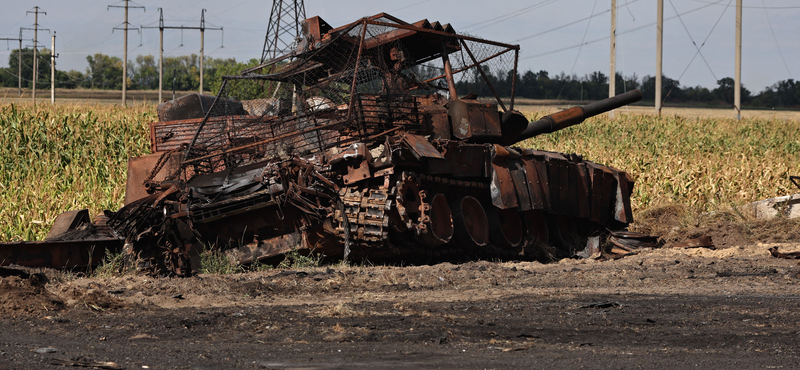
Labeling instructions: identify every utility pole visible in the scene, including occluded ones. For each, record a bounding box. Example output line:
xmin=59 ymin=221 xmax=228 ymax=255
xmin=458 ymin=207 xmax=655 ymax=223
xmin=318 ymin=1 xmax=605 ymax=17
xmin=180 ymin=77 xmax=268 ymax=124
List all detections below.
xmin=109 ymin=0 xmax=144 ymax=106
xmin=200 ymin=9 xmax=205 ymax=94
xmin=51 ymin=31 xmax=56 ymax=104
xmin=734 ymin=0 xmax=742 ymax=120
xmin=18 ymin=30 xmax=22 ymax=97
xmin=608 ymin=0 xmax=616 ymax=119
xmin=27 ymin=6 xmax=47 ymax=104
xmin=0 ymin=32 xmax=27 ymax=97
xmin=142 ymin=9 xmax=221 ymax=99
xmin=656 ymin=0 xmax=663 ymax=117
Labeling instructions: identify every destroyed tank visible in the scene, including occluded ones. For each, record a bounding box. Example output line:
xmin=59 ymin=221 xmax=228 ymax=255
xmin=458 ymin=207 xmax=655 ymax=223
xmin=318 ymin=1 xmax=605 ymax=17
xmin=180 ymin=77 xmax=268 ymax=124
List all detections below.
xmin=0 ymin=13 xmax=642 ymax=276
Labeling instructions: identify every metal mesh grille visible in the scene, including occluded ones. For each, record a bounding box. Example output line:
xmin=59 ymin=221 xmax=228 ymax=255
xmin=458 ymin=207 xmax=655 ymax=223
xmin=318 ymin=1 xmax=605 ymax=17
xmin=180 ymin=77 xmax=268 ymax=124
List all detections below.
xmin=182 ymin=18 xmax=518 ymax=175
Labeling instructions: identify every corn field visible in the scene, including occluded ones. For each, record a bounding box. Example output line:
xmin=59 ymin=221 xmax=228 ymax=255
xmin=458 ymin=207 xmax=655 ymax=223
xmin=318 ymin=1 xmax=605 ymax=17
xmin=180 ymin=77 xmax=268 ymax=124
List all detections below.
xmin=0 ymin=102 xmax=152 ymax=241
xmin=0 ymin=102 xmax=798 ymax=241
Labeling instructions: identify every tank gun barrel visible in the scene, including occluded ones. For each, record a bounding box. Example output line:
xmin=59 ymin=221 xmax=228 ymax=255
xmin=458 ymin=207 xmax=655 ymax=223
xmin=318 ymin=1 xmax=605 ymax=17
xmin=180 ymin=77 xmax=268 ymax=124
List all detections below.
xmin=513 ymin=89 xmax=642 ymax=143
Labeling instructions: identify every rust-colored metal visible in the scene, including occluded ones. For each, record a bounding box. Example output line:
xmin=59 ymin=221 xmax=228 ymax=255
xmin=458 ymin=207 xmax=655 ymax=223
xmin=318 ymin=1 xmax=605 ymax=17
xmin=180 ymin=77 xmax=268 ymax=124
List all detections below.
xmin=487 ymin=207 xmax=523 ymax=248
xmin=4 ymin=12 xmax=645 ymax=274
xmin=769 ymin=246 xmax=800 ymax=259
xmin=511 ymin=49 xmax=518 ymax=110
xmin=347 ymin=20 xmax=369 ymax=119
xmin=671 ymin=236 xmax=714 ymax=249
xmin=451 ymin=196 xmax=489 ymax=248
xmin=415 ymin=193 xmax=453 ymax=246
xmin=0 ymin=239 xmax=122 ymax=269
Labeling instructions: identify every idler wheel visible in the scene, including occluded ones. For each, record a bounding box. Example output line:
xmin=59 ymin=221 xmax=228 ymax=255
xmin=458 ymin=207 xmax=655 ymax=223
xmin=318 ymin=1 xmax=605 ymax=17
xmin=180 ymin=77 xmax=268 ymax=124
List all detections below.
xmin=522 ymin=210 xmax=549 ymax=245
xmin=451 ymin=196 xmax=489 ymax=248
xmin=415 ymin=193 xmax=454 ymax=246
xmin=487 ymin=206 xmax=523 ymax=248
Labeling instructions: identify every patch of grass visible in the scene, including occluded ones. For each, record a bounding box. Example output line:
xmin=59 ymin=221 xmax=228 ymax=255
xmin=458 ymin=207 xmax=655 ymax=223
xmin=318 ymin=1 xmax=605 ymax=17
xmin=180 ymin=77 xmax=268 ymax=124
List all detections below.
xmin=277 ymin=248 xmax=324 ymax=269
xmin=199 ymin=245 xmax=241 ymax=275
xmin=91 ymin=249 xmax=134 ymax=278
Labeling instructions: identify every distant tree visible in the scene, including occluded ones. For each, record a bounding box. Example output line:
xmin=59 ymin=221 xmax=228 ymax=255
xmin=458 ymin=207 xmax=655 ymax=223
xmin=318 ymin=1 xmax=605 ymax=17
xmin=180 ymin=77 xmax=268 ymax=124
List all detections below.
xmin=85 ymin=53 xmax=123 ymax=89
xmin=713 ymin=77 xmax=751 ymax=105
xmin=130 ymin=55 xmax=158 ymax=90
xmin=0 ymin=48 xmax=52 ymax=89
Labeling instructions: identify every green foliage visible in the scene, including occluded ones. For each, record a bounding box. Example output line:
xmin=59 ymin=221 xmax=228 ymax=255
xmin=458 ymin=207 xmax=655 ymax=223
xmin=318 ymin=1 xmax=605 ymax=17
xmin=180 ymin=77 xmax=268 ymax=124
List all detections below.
xmin=277 ymin=249 xmax=324 ymax=269
xmin=0 ymin=102 xmax=153 ymax=241
xmin=92 ymin=249 xmax=133 ymax=278
xmin=199 ymin=245 xmax=241 ymax=275
xmin=0 ymin=48 xmax=54 ymax=89
xmin=85 ymin=53 xmax=123 ymax=89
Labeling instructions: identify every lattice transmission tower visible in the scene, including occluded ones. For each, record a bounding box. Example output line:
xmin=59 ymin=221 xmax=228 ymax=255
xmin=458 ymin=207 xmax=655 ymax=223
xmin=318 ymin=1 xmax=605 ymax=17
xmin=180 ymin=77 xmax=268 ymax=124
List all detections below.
xmin=260 ymin=0 xmax=306 ymax=63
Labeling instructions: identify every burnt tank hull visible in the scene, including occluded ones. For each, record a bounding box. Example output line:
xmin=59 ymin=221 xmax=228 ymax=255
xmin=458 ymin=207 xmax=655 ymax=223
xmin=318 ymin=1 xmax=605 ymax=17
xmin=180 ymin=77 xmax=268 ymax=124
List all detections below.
xmin=4 ymin=13 xmax=642 ymax=275
xmin=115 ymin=90 xmax=639 ymax=274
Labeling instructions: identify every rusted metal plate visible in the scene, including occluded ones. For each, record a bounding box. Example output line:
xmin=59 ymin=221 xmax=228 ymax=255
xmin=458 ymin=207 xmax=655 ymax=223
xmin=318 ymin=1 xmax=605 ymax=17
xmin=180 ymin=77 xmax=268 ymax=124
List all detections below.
xmin=0 ymin=238 xmax=122 ymax=268
xmin=125 ymin=152 xmax=182 ymax=205
xmin=45 ymin=209 xmax=91 ymax=241
xmin=225 ymin=230 xmax=306 ymax=265
xmin=585 ymin=162 xmax=613 ymax=226
xmin=520 ymin=157 xmax=546 ymax=210
xmin=343 ymin=159 xmax=372 ymax=185
xmin=426 ymin=143 xmax=487 ymax=177
xmin=612 ymin=170 xmax=634 ymax=224
xmin=149 ymin=115 xmax=259 ymax=153
xmin=489 ymin=147 xmax=518 ymax=209
xmin=507 ymin=158 xmax=532 ymax=211
xmin=425 ymin=109 xmax=450 ymax=140
xmin=574 ymin=162 xmax=591 ymax=219
xmin=447 ymin=100 xmax=501 ymax=141
xmin=545 ymin=157 xmax=564 ymax=215
xmin=402 ymin=133 xmax=444 ymax=160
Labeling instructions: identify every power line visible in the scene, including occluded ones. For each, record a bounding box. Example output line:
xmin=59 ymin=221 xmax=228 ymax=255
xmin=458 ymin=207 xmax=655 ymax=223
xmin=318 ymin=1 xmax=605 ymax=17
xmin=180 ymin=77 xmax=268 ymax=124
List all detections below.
xmin=514 ymin=9 xmax=611 ymax=43
xmin=462 ymin=0 xmax=560 ymax=33
xmin=661 ymin=0 xmax=731 ymax=106
xmin=668 ymin=0 xmax=718 ymax=82
xmin=557 ymin=0 xmax=599 ymax=100
xmin=760 ymin=0 xmax=793 ymax=79
xmin=519 ymin=0 xmax=724 ymax=61
xmin=692 ymin=0 xmax=800 ymax=9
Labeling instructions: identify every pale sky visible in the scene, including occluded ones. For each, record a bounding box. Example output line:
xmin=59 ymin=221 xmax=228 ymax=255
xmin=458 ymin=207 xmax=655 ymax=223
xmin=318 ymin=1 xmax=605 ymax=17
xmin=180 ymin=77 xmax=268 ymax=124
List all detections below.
xmin=0 ymin=0 xmax=797 ymax=93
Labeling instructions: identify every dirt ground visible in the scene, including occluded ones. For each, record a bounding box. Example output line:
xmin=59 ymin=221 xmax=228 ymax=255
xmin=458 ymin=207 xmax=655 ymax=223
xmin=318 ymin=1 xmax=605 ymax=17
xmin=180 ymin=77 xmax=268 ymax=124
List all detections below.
xmin=2 ymin=231 xmax=800 ymax=370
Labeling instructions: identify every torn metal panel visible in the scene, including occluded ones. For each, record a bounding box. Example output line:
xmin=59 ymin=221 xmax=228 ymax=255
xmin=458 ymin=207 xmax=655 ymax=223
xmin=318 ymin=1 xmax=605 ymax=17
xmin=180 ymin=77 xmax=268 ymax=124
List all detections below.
xmin=585 ymin=162 xmax=613 ymax=226
xmin=0 ymin=239 xmax=122 ymax=268
xmin=769 ymin=246 xmax=800 ymax=259
xmin=45 ymin=209 xmax=91 ymax=241
xmin=125 ymin=151 xmax=183 ymax=205
xmin=402 ymin=133 xmax=445 ymax=160
xmin=226 ymin=230 xmax=307 ymax=265
xmin=489 ymin=146 xmax=518 ymax=209
xmin=612 ymin=169 xmax=634 ymax=224
xmin=507 ymin=158 xmax=532 ymax=211
xmin=520 ymin=156 xmax=546 ymax=211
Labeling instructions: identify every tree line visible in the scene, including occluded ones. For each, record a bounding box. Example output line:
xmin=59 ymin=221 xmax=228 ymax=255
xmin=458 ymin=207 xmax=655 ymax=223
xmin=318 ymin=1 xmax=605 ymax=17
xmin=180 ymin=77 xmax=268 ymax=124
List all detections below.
xmin=456 ymin=66 xmax=799 ymax=109
xmin=0 ymin=49 xmax=259 ymax=94
xmin=0 ymin=49 xmax=798 ymax=108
